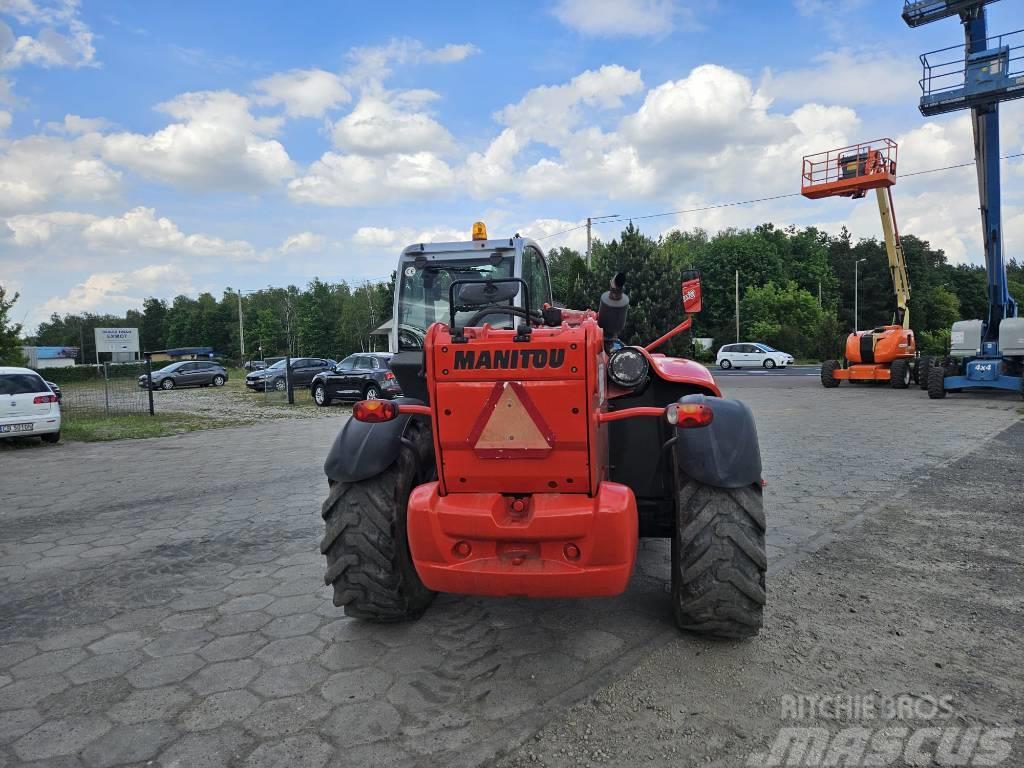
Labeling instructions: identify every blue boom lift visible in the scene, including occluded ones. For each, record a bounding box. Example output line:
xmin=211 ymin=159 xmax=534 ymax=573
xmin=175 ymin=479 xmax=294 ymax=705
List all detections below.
xmin=903 ymin=0 xmax=1024 ymax=399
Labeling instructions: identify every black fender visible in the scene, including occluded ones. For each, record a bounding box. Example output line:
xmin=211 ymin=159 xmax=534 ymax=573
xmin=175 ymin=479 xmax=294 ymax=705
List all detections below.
xmin=673 ymin=394 xmax=762 ymax=489
xmin=323 ymin=397 xmax=427 ymax=484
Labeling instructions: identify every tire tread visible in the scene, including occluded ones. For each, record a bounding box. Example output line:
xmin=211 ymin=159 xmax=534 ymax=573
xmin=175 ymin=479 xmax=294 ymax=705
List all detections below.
xmin=672 ymin=471 xmax=766 ymax=639
xmin=319 ymin=422 xmax=434 ymax=621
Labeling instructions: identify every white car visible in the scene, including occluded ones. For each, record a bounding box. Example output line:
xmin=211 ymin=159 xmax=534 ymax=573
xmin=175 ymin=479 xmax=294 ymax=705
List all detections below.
xmin=716 ymin=343 xmax=795 ymax=369
xmin=0 ymin=366 xmax=61 ymax=443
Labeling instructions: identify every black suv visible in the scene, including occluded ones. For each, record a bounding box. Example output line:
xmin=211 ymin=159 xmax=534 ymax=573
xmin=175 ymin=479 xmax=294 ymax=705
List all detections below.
xmin=310 ymin=353 xmax=401 ymax=406
xmin=244 ymin=357 xmax=336 ymax=392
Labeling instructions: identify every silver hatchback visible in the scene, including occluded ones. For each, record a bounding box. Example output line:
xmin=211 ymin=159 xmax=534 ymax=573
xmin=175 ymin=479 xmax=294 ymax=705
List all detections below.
xmin=138 ymin=361 xmax=228 ymax=390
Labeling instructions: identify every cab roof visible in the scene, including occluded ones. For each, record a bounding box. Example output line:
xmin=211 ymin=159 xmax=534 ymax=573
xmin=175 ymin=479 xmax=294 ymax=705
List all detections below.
xmin=400 ymin=235 xmax=543 ymax=258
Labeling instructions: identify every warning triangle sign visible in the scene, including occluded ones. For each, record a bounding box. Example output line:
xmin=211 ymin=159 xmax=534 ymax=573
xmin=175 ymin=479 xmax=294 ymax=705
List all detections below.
xmin=470 ymin=382 xmax=553 ymax=457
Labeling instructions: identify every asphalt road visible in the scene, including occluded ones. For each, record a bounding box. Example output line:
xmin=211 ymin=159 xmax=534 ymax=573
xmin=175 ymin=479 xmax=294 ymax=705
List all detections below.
xmin=713 ymin=364 xmax=820 ymax=377
xmin=0 ymin=376 xmax=1020 ymax=767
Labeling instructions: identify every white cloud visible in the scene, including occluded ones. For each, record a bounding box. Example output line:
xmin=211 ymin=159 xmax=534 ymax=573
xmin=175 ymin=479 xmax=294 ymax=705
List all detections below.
xmin=624 ymin=65 xmax=791 ymax=155
xmin=421 ymin=43 xmax=479 ymax=64
xmin=1 ymin=1 xmax=80 ymax=26
xmin=45 ymin=113 xmax=109 ymax=134
xmin=279 ymin=231 xmax=325 ymax=253
xmin=497 ymin=64 xmax=643 ymax=145
xmin=519 ymin=218 xmax=591 ymax=253
xmin=0 ymin=108 xmax=9 ymax=131
xmin=4 ymin=206 xmax=259 ymax=261
xmin=0 ymin=134 xmax=121 ymax=211
xmin=289 ymin=150 xmax=454 ymax=206
xmin=344 ymin=39 xmax=479 ymax=91
xmin=39 ymin=264 xmax=196 ymax=318
xmin=254 ymin=68 xmax=351 ymax=118
xmin=83 ymin=207 xmax=257 ymax=260
xmin=350 ymin=224 xmax=467 ymax=249
xmin=101 ymin=90 xmax=294 ymax=190
xmin=0 ymin=1 xmax=95 ymax=70
xmin=331 ymin=94 xmax=453 ymax=155
xmin=759 ymin=49 xmax=919 ymax=106
xmin=3 ymin=209 xmax=95 ymax=244
xmin=552 ymin=0 xmax=682 ymax=37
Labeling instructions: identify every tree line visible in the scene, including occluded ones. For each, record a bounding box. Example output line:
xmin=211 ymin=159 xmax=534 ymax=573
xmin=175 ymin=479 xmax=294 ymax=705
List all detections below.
xmin=4 ymin=222 xmax=1022 ymax=366
xmin=549 ymin=223 xmax=1024 ymax=360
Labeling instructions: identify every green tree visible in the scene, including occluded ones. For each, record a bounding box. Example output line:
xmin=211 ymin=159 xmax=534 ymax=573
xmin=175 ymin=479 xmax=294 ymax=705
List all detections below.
xmin=589 ymin=223 xmax=688 ymax=353
xmin=740 ymin=281 xmax=826 ymax=358
xmin=546 ymin=246 xmax=590 ymax=309
xmin=0 ymin=285 xmax=28 ymax=366
xmin=139 ymin=298 xmax=168 ymax=352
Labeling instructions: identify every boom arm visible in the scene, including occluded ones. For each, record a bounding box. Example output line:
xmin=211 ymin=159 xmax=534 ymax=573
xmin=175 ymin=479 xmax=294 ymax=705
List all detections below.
xmin=875 ymin=187 xmax=911 ymax=328
xmin=964 ymin=11 xmax=1018 ymax=341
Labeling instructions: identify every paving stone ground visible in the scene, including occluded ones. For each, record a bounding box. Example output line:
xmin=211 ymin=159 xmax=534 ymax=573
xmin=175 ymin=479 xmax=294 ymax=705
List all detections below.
xmin=0 ymin=379 xmax=1019 ymax=767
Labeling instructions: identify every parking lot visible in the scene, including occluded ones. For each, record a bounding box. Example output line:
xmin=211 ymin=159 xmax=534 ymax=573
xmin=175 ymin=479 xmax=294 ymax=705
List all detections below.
xmin=1 ymin=377 xmax=1021 ymax=767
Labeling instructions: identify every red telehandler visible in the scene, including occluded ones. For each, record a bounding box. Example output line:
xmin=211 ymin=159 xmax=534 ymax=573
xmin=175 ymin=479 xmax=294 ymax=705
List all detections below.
xmin=319 ymin=223 xmax=768 ymax=638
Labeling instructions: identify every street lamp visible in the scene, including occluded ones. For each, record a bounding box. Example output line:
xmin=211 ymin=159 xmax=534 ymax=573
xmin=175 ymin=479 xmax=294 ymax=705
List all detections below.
xmin=854 ymin=258 xmax=867 ymax=332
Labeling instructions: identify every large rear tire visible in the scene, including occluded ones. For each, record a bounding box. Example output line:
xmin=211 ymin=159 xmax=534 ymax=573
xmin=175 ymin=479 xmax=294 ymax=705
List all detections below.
xmin=890 ymin=358 xmax=911 ymax=389
xmin=319 ymin=420 xmax=435 ymax=621
xmin=917 ymin=356 xmax=933 ymax=390
xmin=671 ymin=469 xmax=766 ymax=639
xmin=927 ymin=365 xmax=947 ymax=399
xmin=821 ymin=360 xmax=841 ymax=388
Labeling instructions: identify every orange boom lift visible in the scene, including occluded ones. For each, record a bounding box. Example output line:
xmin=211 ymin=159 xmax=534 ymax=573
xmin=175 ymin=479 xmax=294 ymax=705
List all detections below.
xmin=801 ymin=139 xmax=918 ymax=388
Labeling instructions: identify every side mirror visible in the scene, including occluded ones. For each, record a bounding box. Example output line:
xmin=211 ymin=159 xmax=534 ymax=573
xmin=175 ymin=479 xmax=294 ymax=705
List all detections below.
xmin=456 ymin=280 xmax=519 ymax=306
xmin=681 ymin=269 xmax=702 ymax=314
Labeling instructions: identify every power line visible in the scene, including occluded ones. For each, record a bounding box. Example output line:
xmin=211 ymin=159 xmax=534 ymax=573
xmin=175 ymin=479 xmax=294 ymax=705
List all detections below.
xmin=535 ymin=151 xmax=1024 ymax=241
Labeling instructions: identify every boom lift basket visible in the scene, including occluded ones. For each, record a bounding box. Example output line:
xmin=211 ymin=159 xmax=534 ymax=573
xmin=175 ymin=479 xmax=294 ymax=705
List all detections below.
xmin=801 ymin=139 xmax=897 ymax=200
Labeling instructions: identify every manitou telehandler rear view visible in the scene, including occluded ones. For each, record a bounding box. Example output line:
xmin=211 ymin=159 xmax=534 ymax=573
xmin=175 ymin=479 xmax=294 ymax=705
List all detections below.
xmin=801 ymin=139 xmax=922 ymax=389
xmin=319 ymin=223 xmax=767 ymax=638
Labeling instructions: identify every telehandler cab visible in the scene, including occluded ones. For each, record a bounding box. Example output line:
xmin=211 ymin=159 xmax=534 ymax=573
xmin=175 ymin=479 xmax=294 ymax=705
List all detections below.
xmin=320 ymin=223 xmax=767 ymax=638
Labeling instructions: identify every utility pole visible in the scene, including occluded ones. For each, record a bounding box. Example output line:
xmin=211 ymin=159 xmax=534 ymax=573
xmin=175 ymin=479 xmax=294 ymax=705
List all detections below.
xmin=818 ymin=281 xmax=822 ymax=307
xmin=236 ymin=291 xmax=245 ymax=360
xmin=735 ymin=269 xmax=740 ymax=342
xmin=585 ymin=214 xmax=621 ymax=268
xmin=586 ymin=217 xmax=591 ymax=268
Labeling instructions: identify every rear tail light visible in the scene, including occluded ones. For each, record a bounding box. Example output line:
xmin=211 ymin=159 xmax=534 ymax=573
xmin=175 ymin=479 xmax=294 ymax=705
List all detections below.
xmin=353 ymin=400 xmax=398 ymax=423
xmin=384 ymin=371 xmax=396 ymax=380
xmin=666 ymin=402 xmax=713 ymax=428
xmin=33 ymin=394 xmax=59 ymax=404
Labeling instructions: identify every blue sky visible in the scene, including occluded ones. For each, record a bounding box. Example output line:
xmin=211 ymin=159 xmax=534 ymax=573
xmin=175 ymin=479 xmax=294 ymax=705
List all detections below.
xmin=2 ymin=0 xmax=1023 ymax=328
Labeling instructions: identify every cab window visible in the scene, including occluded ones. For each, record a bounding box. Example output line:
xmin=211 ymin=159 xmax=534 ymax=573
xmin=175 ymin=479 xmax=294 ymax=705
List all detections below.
xmin=521 ymin=245 xmax=552 ymax=314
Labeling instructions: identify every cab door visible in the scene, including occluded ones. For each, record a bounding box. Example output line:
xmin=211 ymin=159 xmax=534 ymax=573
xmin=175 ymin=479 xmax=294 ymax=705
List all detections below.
xmin=521 ymin=245 xmax=553 ymax=313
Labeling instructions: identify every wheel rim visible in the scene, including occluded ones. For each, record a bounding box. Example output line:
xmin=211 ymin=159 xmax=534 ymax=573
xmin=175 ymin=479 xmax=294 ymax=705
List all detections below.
xmin=721 ymin=360 xmax=731 ymax=369
xmin=765 ymin=360 xmax=775 ymax=369
xmin=903 ymin=367 xmax=911 ymax=386
xmin=162 ymin=379 xmax=173 ymax=390
xmin=366 ymin=388 xmax=380 ymax=400
xmin=214 ymin=376 xmax=224 ymax=386
xmin=315 ymin=387 xmax=325 ymax=405
xmin=274 ymin=379 xmax=285 ymax=391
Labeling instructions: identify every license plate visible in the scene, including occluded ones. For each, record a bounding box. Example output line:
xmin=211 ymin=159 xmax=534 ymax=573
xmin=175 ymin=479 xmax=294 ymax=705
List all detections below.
xmin=0 ymin=423 xmax=34 ymax=433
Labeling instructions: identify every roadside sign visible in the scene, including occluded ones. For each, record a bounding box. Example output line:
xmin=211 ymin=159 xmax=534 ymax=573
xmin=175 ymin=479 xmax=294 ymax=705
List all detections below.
xmin=94 ymin=328 xmax=140 ymax=355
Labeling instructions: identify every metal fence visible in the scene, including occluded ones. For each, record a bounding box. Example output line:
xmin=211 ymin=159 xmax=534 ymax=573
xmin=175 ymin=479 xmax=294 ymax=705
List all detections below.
xmin=58 ymin=362 xmax=154 ymax=417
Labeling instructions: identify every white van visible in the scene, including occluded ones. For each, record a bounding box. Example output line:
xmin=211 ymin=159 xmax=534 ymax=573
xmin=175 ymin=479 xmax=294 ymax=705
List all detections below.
xmin=0 ymin=367 xmax=61 ymax=443
xmin=716 ymin=343 xmax=795 ymax=369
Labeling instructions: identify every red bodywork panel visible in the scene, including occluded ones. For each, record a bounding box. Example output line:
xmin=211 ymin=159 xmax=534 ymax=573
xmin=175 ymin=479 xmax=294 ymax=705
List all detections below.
xmin=407 ymin=481 xmax=638 ymax=598
xmin=407 ymin=317 xmax=716 ymax=598
xmin=425 ymin=321 xmax=604 ymax=496
xmin=645 ymin=352 xmax=721 ymax=397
